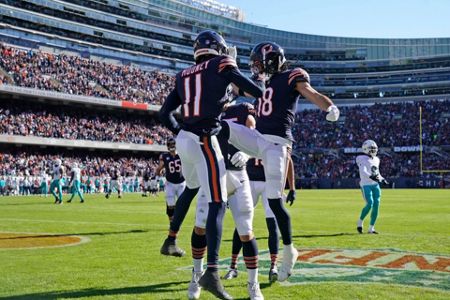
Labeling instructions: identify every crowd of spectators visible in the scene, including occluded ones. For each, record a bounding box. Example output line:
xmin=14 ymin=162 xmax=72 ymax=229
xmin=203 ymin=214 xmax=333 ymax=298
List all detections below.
xmin=0 ymin=44 xmax=175 ymax=105
xmin=293 ymin=100 xmax=449 ymax=149
xmin=0 ymin=99 xmax=171 ymax=145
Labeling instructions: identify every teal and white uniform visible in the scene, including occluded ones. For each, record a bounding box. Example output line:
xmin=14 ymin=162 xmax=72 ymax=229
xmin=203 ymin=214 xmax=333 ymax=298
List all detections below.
xmin=356 ymin=154 xmax=381 ymax=228
xmin=40 ymin=171 xmax=48 ymax=196
xmin=68 ymin=167 xmax=84 ymax=202
xmin=50 ymin=164 xmax=64 ymax=202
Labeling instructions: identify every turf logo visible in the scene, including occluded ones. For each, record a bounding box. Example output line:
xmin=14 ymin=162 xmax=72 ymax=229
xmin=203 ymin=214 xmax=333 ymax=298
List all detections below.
xmin=220 ymin=248 xmax=450 ymax=290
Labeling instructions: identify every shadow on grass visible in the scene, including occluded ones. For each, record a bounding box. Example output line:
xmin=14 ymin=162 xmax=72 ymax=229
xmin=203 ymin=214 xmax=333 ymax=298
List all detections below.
xmin=0 ymin=229 xmax=148 ymax=240
xmin=224 ymin=232 xmax=356 ymax=243
xmin=0 ymin=281 xmax=190 ymax=299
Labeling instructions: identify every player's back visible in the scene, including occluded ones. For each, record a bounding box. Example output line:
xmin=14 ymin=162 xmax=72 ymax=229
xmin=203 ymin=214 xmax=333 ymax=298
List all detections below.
xmin=175 ymin=55 xmax=236 ymax=135
xmin=256 ymin=68 xmax=310 ymax=142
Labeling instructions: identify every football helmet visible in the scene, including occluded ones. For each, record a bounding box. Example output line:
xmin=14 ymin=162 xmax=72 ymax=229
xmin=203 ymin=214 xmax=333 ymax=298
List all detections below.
xmin=362 ymin=140 xmax=378 ymax=157
xmin=54 ymin=158 xmax=62 ymax=167
xmin=193 ymin=30 xmax=228 ymax=61
xmin=250 ymin=42 xmax=286 ymax=75
xmin=72 ymin=162 xmax=78 ymax=169
xmin=167 ymin=137 xmax=176 ymax=152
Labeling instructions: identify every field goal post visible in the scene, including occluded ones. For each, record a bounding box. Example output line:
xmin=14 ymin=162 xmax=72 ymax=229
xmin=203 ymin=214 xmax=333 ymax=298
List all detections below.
xmin=419 ymin=105 xmax=450 ymax=174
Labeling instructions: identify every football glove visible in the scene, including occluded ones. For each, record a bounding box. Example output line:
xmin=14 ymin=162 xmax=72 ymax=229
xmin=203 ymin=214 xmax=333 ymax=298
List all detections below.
xmin=230 ymin=151 xmax=249 ymax=168
xmin=286 ymin=190 xmax=296 ymax=206
xmin=227 ymin=46 xmax=237 ymax=60
xmin=326 ymin=105 xmax=340 ymax=122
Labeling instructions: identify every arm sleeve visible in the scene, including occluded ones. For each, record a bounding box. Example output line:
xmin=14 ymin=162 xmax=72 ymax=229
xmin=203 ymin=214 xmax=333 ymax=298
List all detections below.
xmin=288 ymin=68 xmax=310 ymax=91
xmin=159 ymin=89 xmax=182 ymax=135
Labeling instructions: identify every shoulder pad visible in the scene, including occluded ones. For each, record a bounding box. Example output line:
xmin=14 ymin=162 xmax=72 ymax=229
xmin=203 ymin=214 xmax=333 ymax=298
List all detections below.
xmin=288 ymin=68 xmax=310 ymax=85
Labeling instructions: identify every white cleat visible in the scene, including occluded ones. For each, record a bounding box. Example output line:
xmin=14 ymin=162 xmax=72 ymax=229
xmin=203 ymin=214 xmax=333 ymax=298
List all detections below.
xmin=188 ymin=270 xmax=203 ymax=300
xmin=247 ymin=281 xmax=264 ymax=300
xmin=278 ymin=245 xmax=298 ymax=282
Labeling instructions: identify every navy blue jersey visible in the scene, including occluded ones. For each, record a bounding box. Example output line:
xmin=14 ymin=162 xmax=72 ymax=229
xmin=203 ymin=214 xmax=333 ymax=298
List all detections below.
xmin=247 ymin=158 xmax=265 ymax=182
xmin=160 ymin=153 xmax=185 ymax=184
xmin=255 ymin=68 xmax=310 ymax=141
xmin=175 ymin=56 xmax=237 ymax=135
xmin=219 ymin=103 xmax=255 ymax=171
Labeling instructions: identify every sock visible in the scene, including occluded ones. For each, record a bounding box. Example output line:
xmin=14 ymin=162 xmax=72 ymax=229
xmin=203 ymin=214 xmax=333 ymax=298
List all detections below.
xmin=358 ymin=219 xmax=363 ymax=227
xmin=266 ymin=218 xmax=279 ymax=268
xmin=268 ymin=198 xmax=292 ymax=245
xmin=169 ymin=187 xmax=199 ymax=235
xmin=242 ymin=238 xmax=258 ymax=283
xmin=369 ymin=225 xmax=375 ymax=232
xmin=230 ymin=228 xmax=242 ymax=269
xmin=191 ymin=230 xmax=206 ymax=273
xmin=206 ymin=202 xmax=226 ymax=271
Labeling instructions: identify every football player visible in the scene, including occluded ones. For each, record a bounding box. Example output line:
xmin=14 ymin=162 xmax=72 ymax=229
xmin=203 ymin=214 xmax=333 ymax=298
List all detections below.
xmin=156 ymin=138 xmax=186 ymax=222
xmin=105 ymin=167 xmax=122 ymax=199
xmin=221 ymin=41 xmax=340 ymax=281
xmin=49 ymin=158 xmax=64 ymax=204
xmin=223 ymin=155 xmax=296 ymax=283
xmin=67 ymin=162 xmax=85 ymax=203
xmin=356 ymin=140 xmax=388 ymax=234
xmin=142 ymin=167 xmax=152 ymax=197
xmin=159 ymin=30 xmax=263 ymax=300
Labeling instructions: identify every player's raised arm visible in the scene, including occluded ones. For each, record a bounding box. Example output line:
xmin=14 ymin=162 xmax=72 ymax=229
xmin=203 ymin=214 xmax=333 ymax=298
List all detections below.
xmin=156 ymin=154 xmax=165 ymax=176
xmin=219 ymin=57 xmax=264 ymax=99
xmin=159 ymin=89 xmax=182 ymax=134
xmin=295 ymin=80 xmax=340 ymax=122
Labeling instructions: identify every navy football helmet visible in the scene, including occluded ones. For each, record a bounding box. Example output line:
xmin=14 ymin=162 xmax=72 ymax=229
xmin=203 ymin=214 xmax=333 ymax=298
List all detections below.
xmin=193 ymin=30 xmax=228 ymax=61
xmin=250 ymin=42 xmax=286 ymax=75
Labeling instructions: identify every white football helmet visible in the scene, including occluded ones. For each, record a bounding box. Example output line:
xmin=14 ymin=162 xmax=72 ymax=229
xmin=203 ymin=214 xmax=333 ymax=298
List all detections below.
xmin=72 ymin=162 xmax=78 ymax=169
xmin=54 ymin=158 xmax=62 ymax=167
xmin=362 ymin=140 xmax=378 ymax=157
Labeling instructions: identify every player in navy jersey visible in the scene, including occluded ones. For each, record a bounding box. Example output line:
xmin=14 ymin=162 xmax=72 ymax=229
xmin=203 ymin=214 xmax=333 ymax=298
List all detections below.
xmin=156 ymin=138 xmax=186 ymax=223
xmin=105 ymin=167 xmax=122 ymax=199
xmin=159 ymin=30 xmax=263 ymax=300
xmin=221 ymin=41 xmax=340 ymax=282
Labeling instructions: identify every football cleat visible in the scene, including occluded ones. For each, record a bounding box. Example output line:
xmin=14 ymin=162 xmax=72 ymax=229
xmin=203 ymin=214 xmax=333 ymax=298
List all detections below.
xmin=247 ymin=281 xmax=264 ymax=300
xmin=199 ymin=269 xmax=233 ymax=300
xmin=105 ymin=194 xmax=109 ymax=199
xmin=66 ymin=199 xmax=72 ymax=203
xmin=368 ymin=230 xmax=379 ymax=234
xmin=357 ymin=227 xmax=363 ymax=234
xmin=278 ymin=245 xmax=298 ymax=282
xmin=80 ymin=200 xmax=84 ymax=203
xmin=160 ymin=238 xmax=185 ymax=257
xmin=268 ymin=266 xmax=278 ymax=283
xmin=222 ymin=268 xmax=238 ymax=280
xmin=188 ymin=270 xmax=203 ymax=300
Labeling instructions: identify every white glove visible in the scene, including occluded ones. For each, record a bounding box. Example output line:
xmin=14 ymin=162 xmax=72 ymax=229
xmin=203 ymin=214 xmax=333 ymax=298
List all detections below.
xmin=227 ymin=46 xmax=237 ymax=60
xmin=230 ymin=151 xmax=249 ymax=168
xmin=326 ymin=105 xmax=340 ymax=122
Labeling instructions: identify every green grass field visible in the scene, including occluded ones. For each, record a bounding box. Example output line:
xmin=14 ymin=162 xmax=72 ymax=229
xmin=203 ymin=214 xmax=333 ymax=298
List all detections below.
xmin=0 ymin=189 xmax=449 ymax=300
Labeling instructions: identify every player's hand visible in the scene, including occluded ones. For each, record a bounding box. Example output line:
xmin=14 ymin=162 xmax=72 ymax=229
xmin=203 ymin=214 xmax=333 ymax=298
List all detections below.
xmin=326 ymin=105 xmax=340 ymax=122
xmin=227 ymin=46 xmax=237 ymax=60
xmin=230 ymin=151 xmax=249 ymax=168
xmin=286 ymin=190 xmax=296 ymax=206
xmin=381 ymin=178 xmax=389 ymax=185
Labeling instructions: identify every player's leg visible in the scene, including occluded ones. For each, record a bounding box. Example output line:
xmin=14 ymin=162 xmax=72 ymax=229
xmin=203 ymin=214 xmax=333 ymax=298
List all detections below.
xmin=165 ymin=182 xmax=177 ymax=222
xmin=49 ymin=180 xmax=59 ymax=203
xmin=261 ymin=188 xmax=280 ymax=282
xmin=76 ymin=180 xmax=85 ymax=202
xmin=117 ymin=181 xmax=122 ymax=198
xmin=196 ymin=135 xmax=231 ymax=300
xmin=188 ymin=190 xmax=208 ymax=300
xmin=358 ymin=185 xmax=374 ymax=233
xmin=261 ymin=141 xmax=296 ymax=282
xmin=161 ymin=132 xmax=201 ymax=256
xmin=223 ymin=228 xmax=241 ymax=280
xmin=368 ymin=184 xmax=381 ymax=234
xmin=57 ymin=180 xmax=63 ymax=204
xmin=227 ymin=172 xmax=263 ymax=299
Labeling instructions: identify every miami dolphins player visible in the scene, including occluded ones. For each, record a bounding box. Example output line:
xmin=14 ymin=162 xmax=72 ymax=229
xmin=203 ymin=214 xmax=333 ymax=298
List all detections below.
xmin=67 ymin=163 xmax=85 ymax=203
xmin=356 ymin=140 xmax=389 ymax=234
xmin=49 ymin=158 xmax=64 ymax=204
